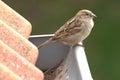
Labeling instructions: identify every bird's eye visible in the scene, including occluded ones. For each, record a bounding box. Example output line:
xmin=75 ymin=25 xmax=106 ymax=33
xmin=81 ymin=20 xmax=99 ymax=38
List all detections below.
xmin=86 ymin=13 xmax=89 ymax=16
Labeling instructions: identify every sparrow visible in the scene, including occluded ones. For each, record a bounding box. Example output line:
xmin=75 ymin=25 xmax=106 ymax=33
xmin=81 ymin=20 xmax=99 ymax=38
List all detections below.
xmin=38 ymin=9 xmax=96 ymax=48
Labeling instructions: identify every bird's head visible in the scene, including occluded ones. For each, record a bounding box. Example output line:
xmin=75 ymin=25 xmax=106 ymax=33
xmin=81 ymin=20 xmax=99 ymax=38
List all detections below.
xmin=76 ymin=9 xmax=96 ymax=20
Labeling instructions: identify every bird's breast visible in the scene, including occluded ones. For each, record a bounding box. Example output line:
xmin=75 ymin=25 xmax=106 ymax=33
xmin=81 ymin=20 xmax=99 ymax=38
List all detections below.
xmin=90 ymin=19 xmax=94 ymax=28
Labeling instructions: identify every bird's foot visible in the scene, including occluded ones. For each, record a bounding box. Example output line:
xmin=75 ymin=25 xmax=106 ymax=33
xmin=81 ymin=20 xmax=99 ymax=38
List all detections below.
xmin=73 ymin=44 xmax=85 ymax=49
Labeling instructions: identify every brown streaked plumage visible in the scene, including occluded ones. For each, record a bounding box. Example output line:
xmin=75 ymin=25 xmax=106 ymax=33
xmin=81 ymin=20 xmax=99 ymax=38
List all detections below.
xmin=38 ymin=9 xmax=96 ymax=48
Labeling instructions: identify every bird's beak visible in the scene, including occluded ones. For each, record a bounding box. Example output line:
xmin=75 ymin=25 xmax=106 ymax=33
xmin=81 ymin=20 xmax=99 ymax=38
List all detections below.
xmin=92 ymin=13 xmax=97 ymax=18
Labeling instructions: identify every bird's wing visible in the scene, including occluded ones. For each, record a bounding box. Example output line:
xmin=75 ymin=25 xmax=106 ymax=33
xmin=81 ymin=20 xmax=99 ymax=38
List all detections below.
xmin=52 ymin=17 xmax=83 ymax=40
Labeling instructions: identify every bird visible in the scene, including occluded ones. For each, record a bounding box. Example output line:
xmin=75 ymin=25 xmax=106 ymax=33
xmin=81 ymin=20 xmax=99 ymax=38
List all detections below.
xmin=38 ymin=9 xmax=96 ymax=48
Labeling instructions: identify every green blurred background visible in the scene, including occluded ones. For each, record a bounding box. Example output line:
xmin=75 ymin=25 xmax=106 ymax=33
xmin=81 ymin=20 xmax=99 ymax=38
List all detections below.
xmin=3 ymin=0 xmax=120 ymax=80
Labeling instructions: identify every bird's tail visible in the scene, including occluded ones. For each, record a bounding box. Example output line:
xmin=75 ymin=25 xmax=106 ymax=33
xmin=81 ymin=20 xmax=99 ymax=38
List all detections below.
xmin=38 ymin=38 xmax=54 ymax=49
